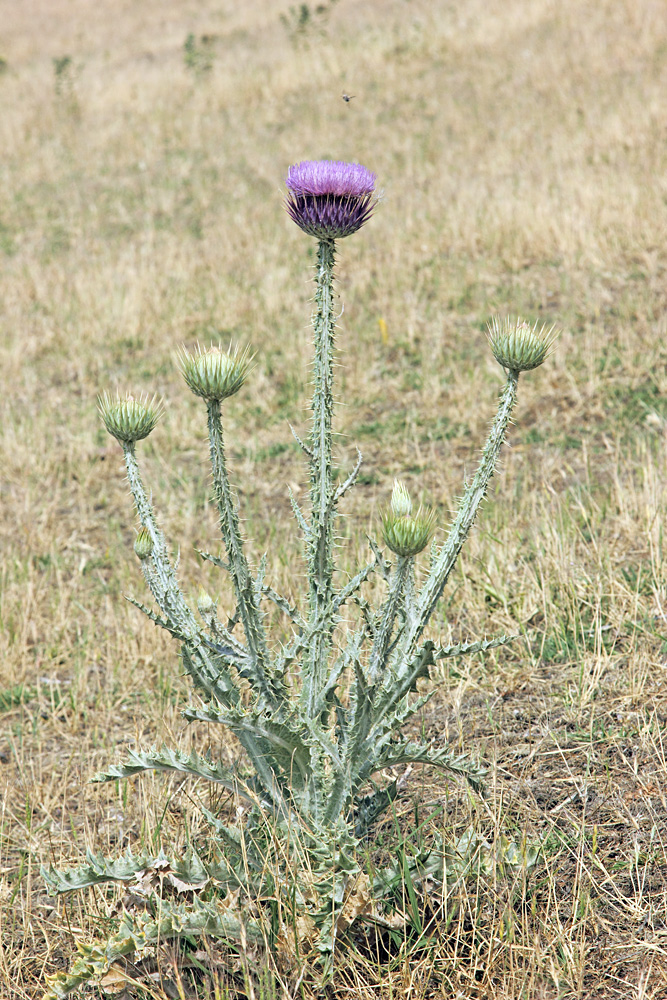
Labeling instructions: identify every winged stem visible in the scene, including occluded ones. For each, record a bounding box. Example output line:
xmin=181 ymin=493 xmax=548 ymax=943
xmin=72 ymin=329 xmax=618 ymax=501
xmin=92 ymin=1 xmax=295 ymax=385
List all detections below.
xmin=206 ymin=398 xmax=279 ymax=708
xmin=305 ymin=236 xmax=338 ymax=714
xmin=409 ymin=370 xmax=520 ymax=652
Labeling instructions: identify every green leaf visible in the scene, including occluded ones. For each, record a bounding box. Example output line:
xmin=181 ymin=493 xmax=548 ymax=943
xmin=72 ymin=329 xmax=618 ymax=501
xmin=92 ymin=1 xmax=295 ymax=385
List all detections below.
xmin=181 ymin=644 xmax=241 ymax=706
xmin=198 ymin=806 xmax=264 ymax=875
xmin=41 ymin=843 xmax=253 ymax=898
xmin=91 ymin=746 xmax=250 ymax=797
xmin=369 ymin=740 xmax=486 ymax=794
xmin=182 ymin=703 xmax=314 ymax=788
xmin=433 ymin=633 xmax=517 ymax=661
xmin=311 ymin=628 xmax=364 ymax=726
xmin=43 ymin=895 xmax=263 ymax=999
xmin=371 ymin=640 xmax=437 ymax=733
xmin=42 ymin=847 xmax=169 ymax=894
xmin=353 ymin=780 xmax=399 ymax=836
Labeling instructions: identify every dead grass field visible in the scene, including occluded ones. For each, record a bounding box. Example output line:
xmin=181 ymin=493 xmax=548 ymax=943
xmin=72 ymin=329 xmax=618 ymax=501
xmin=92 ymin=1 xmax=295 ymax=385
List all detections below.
xmin=2 ymin=0 xmax=667 ymax=996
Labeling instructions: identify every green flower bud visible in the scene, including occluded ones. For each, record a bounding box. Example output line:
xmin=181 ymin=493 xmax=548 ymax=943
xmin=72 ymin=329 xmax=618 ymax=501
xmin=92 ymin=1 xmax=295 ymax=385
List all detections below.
xmin=486 ymin=317 xmax=557 ymax=373
xmin=98 ymin=391 xmax=163 ymax=444
xmin=134 ymin=526 xmax=154 ymax=560
xmin=197 ymin=587 xmax=216 ymax=616
xmin=390 ymin=479 xmax=413 ymax=518
xmin=176 ymin=344 xmax=254 ymax=402
xmin=382 ymin=504 xmax=436 ymax=558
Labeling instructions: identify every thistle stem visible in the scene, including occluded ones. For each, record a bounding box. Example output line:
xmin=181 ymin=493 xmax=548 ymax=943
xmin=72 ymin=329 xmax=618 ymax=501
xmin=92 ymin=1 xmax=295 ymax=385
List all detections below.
xmin=305 ymin=236 xmax=337 ymax=712
xmin=409 ymin=370 xmax=520 ymax=651
xmin=122 ymin=443 xmax=232 ymax=701
xmin=123 ymin=443 xmax=196 ymax=636
xmin=125 ymin=437 xmax=284 ymax=810
xmin=206 ymin=399 xmax=276 ymax=706
xmin=367 ymin=556 xmax=410 ymax=685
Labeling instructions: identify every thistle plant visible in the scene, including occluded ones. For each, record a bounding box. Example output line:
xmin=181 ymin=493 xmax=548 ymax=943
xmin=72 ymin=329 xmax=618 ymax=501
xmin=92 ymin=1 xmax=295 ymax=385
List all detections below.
xmin=43 ymin=160 xmax=555 ymax=998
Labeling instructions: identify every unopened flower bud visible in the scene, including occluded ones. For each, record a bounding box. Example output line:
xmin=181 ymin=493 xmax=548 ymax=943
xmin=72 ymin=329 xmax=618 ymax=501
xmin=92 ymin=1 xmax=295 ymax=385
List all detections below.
xmin=390 ymin=479 xmax=412 ymax=518
xmin=134 ymin=526 xmax=153 ymax=560
xmin=176 ymin=344 xmax=254 ymax=402
xmin=382 ymin=503 xmax=436 ymax=559
xmin=98 ymin=391 xmax=163 ymax=444
xmin=486 ymin=317 xmax=557 ymax=373
xmin=197 ymin=587 xmax=216 ymax=616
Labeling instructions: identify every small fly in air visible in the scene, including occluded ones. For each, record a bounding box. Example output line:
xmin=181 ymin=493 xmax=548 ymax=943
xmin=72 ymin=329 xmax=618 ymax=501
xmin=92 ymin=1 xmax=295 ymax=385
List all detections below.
xmin=342 ymin=93 xmax=355 ymax=102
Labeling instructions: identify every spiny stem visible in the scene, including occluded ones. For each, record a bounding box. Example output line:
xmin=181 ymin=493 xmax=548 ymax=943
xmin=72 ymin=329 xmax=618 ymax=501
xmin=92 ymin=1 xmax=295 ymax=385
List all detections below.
xmin=367 ymin=556 xmax=410 ymax=685
xmin=410 ymin=370 xmax=520 ymax=651
xmin=206 ymin=399 xmax=277 ymax=706
xmin=122 ymin=442 xmax=196 ymax=637
xmin=122 ymin=443 xmax=234 ymax=702
xmin=305 ymin=236 xmax=337 ymax=713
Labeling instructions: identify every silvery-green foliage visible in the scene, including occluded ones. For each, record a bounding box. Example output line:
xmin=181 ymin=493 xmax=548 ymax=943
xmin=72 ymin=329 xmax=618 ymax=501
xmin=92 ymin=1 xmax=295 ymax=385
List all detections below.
xmin=43 ymin=161 xmax=555 ymax=999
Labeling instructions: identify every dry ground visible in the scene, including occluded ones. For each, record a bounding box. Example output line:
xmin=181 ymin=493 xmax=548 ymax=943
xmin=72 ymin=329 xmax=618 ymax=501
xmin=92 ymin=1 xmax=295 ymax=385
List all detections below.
xmin=2 ymin=0 xmax=667 ymax=996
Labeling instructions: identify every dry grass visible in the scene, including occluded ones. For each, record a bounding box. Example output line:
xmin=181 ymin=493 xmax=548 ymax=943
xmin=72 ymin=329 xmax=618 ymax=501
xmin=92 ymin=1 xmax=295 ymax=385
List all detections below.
xmin=2 ymin=0 xmax=667 ymax=995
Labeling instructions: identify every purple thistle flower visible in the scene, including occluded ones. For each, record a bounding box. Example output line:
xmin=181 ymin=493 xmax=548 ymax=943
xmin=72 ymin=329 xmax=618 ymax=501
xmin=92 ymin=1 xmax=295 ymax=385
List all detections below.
xmin=285 ymin=159 xmax=377 ymax=239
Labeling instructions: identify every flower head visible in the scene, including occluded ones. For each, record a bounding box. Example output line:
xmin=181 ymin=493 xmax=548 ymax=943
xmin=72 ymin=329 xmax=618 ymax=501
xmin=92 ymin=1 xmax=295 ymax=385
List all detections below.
xmin=382 ymin=481 xmax=436 ymax=558
xmin=98 ymin=391 xmax=163 ymax=445
xmin=285 ymin=159 xmax=377 ymax=239
xmin=197 ymin=587 xmax=216 ymax=616
xmin=487 ymin=317 xmax=558 ymax=373
xmin=134 ymin=526 xmax=154 ymax=560
xmin=176 ymin=344 xmax=254 ymax=402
